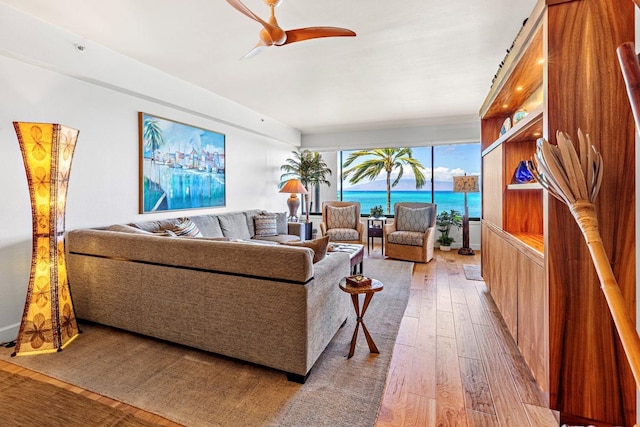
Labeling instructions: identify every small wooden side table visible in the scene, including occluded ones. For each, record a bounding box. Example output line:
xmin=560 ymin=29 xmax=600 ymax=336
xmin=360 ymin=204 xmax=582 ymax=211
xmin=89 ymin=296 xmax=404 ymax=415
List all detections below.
xmin=367 ymin=217 xmax=386 ymax=254
xmin=339 ymin=277 xmax=384 ymax=359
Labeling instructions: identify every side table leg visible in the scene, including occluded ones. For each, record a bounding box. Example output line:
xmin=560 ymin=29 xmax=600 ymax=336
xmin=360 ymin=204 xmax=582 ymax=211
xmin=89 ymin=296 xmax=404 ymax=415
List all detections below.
xmin=360 ymin=292 xmax=379 ymax=354
xmin=348 ymin=294 xmax=361 ymax=359
xmin=360 ymin=322 xmax=379 ymax=354
xmin=347 ymin=292 xmax=380 ymax=358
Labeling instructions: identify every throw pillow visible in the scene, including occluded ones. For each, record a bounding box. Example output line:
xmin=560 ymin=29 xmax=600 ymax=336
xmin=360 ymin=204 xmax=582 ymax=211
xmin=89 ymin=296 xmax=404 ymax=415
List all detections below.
xmin=254 ymin=214 xmax=278 ymax=237
xmin=262 ymin=211 xmax=288 ymax=235
xmin=170 ymin=218 xmax=203 ymax=237
xmin=326 ymin=205 xmax=356 ymax=229
xmin=285 ymin=235 xmax=330 ymax=263
xmin=396 ymin=206 xmax=432 ymax=233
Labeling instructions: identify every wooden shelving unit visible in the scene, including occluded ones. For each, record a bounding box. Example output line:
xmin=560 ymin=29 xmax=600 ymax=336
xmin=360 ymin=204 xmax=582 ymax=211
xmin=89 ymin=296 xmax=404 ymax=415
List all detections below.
xmin=479 ymin=1 xmax=635 ymax=425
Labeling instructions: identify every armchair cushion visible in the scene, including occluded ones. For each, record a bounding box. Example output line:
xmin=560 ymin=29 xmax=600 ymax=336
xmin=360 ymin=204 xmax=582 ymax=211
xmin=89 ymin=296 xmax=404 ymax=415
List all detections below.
xmin=327 ymin=228 xmax=360 ymax=242
xmin=387 ymin=231 xmax=424 ymax=247
xmin=326 ymin=205 xmax=357 ymax=229
xmin=396 ymin=206 xmax=434 ymax=233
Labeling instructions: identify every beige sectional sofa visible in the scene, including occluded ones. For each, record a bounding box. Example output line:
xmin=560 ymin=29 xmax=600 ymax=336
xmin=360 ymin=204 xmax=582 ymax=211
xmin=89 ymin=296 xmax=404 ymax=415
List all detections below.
xmin=66 ymin=210 xmax=351 ymax=383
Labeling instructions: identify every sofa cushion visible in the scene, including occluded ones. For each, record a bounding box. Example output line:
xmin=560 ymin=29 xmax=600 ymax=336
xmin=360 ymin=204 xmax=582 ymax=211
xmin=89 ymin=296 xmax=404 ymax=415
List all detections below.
xmin=129 ymin=218 xmax=182 ymax=233
xmin=217 ymin=212 xmax=252 ymax=240
xmin=254 ymin=214 xmax=278 ymax=237
xmin=253 ymin=234 xmax=299 ymax=244
xmin=285 ymin=236 xmax=330 ymax=263
xmin=326 ymin=205 xmax=356 ymax=229
xmin=107 ymin=224 xmax=153 ymax=234
xmin=396 ymin=206 xmax=433 ymax=233
xmin=189 ymin=215 xmax=224 ymax=238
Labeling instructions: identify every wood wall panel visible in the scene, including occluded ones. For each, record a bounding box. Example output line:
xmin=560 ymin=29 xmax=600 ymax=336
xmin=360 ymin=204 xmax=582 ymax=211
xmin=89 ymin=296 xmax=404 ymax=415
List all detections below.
xmin=480 ymin=0 xmax=635 ymax=423
xmin=545 ymin=0 xmax=635 ymax=424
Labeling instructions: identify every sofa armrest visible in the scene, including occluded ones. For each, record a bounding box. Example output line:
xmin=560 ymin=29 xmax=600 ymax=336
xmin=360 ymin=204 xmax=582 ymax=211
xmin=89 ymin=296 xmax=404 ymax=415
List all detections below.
xmin=319 ymin=222 xmax=327 ymax=236
xmin=287 ymin=222 xmax=305 ymax=240
xmin=383 ymin=222 xmax=396 ymax=236
xmin=423 ymin=226 xmax=436 ymax=246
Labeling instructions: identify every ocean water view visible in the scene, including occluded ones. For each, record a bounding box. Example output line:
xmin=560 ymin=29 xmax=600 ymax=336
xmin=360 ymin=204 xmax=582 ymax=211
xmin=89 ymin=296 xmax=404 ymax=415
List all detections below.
xmin=341 ymin=191 xmax=481 ymax=218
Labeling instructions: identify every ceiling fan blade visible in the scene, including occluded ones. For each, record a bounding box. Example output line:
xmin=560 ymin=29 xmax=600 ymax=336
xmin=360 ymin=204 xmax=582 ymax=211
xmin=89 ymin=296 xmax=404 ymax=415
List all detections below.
xmin=226 ymin=0 xmax=286 ymax=45
xmin=226 ymin=0 xmax=269 ymax=27
xmin=283 ymin=27 xmax=356 ymax=45
xmin=241 ymin=42 xmax=267 ymax=60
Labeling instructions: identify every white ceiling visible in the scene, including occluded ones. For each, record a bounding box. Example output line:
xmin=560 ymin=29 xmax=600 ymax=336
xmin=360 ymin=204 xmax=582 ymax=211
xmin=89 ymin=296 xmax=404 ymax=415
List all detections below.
xmin=1 ymin=0 xmax=536 ymax=134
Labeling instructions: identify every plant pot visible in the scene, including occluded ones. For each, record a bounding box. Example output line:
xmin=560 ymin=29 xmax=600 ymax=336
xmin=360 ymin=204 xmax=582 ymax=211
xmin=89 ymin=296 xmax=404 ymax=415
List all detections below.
xmin=439 ymin=245 xmax=451 ymax=252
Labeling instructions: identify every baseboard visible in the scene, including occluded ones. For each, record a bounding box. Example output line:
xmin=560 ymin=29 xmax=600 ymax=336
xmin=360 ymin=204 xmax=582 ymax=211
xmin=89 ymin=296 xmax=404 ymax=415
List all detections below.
xmin=0 ymin=322 xmax=19 ymax=345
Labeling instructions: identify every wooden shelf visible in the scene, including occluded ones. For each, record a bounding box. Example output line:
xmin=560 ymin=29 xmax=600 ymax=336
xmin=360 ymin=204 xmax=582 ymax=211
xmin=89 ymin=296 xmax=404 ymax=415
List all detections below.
xmin=480 ymin=2 xmax=545 ymax=119
xmin=506 ymin=182 xmax=542 ymax=190
xmin=509 ymin=232 xmax=544 ymax=255
xmin=482 ymin=105 xmax=543 ymax=156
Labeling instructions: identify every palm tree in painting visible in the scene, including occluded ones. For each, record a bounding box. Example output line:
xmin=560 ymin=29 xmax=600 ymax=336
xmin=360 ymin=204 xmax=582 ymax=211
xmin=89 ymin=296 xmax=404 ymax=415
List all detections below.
xmin=342 ymin=148 xmax=427 ymax=215
xmin=143 ymin=116 xmax=166 ymax=167
xmin=280 ymin=150 xmax=332 ymax=222
xmin=142 ymin=116 xmax=168 ymax=211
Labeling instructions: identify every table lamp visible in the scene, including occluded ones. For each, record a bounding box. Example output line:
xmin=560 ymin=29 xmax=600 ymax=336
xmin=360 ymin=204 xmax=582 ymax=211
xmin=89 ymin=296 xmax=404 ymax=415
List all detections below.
xmin=453 ymin=174 xmax=479 ymax=255
xmin=279 ymin=179 xmax=308 ymax=221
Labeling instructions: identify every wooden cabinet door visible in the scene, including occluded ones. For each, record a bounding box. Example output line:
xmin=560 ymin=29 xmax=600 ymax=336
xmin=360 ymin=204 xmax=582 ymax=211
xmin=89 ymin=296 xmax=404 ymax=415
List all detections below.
xmin=484 ymin=227 xmax=518 ymax=338
xmin=517 ymin=254 xmax=548 ymax=396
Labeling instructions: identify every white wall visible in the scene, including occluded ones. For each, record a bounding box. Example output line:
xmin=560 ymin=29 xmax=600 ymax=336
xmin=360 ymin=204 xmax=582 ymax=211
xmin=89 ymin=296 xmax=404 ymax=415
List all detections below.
xmin=0 ymin=5 xmax=301 ymax=343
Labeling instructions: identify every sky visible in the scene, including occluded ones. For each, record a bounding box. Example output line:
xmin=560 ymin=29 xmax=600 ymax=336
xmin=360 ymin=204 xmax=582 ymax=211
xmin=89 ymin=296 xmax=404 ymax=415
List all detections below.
xmin=341 ymin=143 xmax=481 ymax=189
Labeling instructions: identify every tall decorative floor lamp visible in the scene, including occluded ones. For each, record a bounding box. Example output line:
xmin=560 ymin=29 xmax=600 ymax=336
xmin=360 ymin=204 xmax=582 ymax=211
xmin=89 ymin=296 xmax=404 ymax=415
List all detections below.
xmin=12 ymin=122 xmax=81 ymax=356
xmin=279 ymin=179 xmax=308 ymax=222
xmin=453 ymin=174 xmax=479 ymax=256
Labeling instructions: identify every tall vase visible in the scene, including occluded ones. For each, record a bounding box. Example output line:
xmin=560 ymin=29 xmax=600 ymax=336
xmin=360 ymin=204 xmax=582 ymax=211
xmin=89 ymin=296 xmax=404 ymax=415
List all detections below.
xmin=12 ymin=122 xmax=81 ymax=356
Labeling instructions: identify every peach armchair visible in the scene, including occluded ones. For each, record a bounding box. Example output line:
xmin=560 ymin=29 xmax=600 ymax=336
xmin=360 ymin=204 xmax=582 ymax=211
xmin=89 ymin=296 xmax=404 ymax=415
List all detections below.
xmin=319 ymin=201 xmax=363 ymax=244
xmin=384 ymin=202 xmax=437 ymax=263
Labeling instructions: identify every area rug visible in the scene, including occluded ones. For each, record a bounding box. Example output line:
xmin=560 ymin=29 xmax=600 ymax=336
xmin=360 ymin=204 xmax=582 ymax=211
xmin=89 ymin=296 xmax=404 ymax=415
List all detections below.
xmin=0 ymin=258 xmax=412 ymax=427
xmin=463 ymin=264 xmax=483 ymax=281
xmin=0 ymin=369 xmax=157 ymax=427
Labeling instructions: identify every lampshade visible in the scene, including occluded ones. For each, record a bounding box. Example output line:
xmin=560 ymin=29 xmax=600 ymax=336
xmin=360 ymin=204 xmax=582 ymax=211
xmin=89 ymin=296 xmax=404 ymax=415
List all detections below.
xmin=12 ymin=122 xmax=81 ymax=356
xmin=279 ymin=179 xmax=308 ymax=195
xmin=453 ymin=175 xmax=479 ymax=193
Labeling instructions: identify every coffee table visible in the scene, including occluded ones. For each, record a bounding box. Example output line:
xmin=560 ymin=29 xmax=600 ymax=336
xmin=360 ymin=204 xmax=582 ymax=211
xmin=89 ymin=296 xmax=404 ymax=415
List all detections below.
xmin=328 ymin=243 xmax=364 ymax=274
xmin=339 ymin=277 xmax=384 ymax=359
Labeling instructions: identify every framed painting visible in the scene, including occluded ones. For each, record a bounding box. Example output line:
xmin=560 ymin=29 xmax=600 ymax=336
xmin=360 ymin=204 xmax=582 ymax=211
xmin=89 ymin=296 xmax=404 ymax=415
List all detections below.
xmin=139 ymin=112 xmax=226 ymax=213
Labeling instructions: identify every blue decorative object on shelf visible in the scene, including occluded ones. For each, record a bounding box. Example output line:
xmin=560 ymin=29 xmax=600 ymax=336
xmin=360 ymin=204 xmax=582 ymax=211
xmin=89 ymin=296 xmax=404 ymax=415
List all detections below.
xmin=500 ymin=117 xmax=512 ymax=135
xmin=512 ymin=108 xmax=528 ymax=125
xmin=513 ymin=160 xmax=535 ymax=183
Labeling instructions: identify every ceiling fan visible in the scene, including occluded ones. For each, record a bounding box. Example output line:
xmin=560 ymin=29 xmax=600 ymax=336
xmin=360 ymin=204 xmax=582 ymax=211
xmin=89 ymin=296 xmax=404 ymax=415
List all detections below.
xmin=226 ymin=0 xmax=356 ymax=58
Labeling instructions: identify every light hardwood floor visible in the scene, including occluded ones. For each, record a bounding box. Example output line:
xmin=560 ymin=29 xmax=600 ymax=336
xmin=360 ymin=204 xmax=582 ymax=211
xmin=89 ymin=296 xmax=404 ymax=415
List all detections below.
xmin=374 ymin=248 xmax=558 ymax=427
xmin=0 ymin=247 xmax=557 ymax=426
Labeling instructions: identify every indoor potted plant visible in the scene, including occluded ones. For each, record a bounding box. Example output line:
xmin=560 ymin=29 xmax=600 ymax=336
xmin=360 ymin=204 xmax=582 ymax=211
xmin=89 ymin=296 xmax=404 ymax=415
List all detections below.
xmin=436 ymin=209 xmax=462 ymax=251
xmin=280 ymin=150 xmax=332 ymax=222
xmin=370 ymin=205 xmax=384 ymax=218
